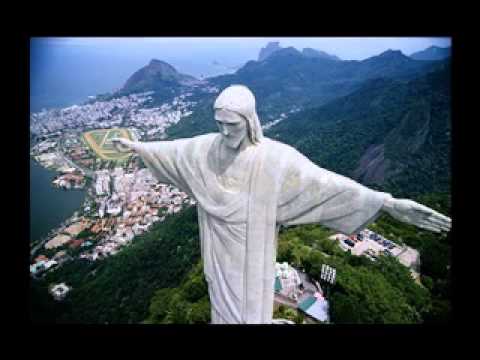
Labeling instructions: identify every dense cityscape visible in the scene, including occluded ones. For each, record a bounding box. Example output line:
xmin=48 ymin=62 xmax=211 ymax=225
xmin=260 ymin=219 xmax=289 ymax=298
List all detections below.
xmin=29 ymin=91 xmax=200 ymax=282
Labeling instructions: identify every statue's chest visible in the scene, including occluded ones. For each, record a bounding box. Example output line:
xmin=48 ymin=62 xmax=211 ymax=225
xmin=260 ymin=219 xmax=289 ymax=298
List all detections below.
xmin=217 ymin=166 xmax=247 ymax=191
xmin=214 ymin=151 xmax=254 ymax=193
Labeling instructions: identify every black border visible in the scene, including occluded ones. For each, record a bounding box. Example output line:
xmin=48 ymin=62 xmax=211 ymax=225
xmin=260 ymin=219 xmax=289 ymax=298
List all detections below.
xmin=11 ymin=13 xmax=471 ymax=347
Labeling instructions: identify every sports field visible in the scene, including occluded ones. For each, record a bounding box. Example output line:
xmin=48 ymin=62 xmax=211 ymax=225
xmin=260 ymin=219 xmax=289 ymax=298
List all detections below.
xmin=82 ymin=128 xmax=134 ymax=161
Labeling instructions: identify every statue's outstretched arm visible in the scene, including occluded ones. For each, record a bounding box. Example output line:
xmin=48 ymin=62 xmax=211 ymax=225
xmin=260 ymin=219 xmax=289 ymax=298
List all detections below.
xmin=111 ymin=138 xmax=139 ymax=153
xmin=381 ymin=195 xmax=451 ymax=233
xmin=111 ymin=137 xmax=193 ymax=197
xmin=277 ymin=148 xmax=452 ymax=235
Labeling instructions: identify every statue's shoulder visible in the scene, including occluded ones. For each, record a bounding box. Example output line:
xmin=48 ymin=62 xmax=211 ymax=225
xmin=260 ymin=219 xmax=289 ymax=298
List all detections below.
xmin=261 ymin=137 xmax=300 ymax=158
xmin=190 ymin=133 xmax=218 ymax=143
xmin=178 ymin=133 xmax=219 ymax=157
xmin=179 ymin=133 xmax=218 ymax=148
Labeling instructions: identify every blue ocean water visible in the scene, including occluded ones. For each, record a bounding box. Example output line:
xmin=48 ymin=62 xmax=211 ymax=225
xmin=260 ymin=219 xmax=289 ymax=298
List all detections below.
xmin=29 ymin=38 xmax=248 ymax=112
xmin=30 ymin=158 xmax=86 ymax=244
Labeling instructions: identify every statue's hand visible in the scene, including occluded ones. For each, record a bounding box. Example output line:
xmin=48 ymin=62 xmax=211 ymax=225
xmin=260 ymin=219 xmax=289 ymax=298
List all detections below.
xmin=383 ymin=198 xmax=451 ymax=233
xmin=111 ymin=138 xmax=136 ymax=153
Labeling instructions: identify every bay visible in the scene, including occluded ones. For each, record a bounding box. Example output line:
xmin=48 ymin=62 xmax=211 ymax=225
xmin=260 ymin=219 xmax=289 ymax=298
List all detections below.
xmin=30 ymin=158 xmax=86 ymax=244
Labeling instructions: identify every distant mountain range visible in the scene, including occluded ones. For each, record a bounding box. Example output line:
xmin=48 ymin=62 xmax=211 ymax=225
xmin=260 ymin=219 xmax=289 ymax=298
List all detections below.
xmin=302 ymin=47 xmax=341 ymax=61
xmin=409 ymin=46 xmax=451 ymax=61
xmin=168 ymin=47 xmax=447 ymax=138
xmin=258 ymin=42 xmax=282 ymax=61
xmin=268 ymin=61 xmax=451 ymax=196
xmin=120 ymin=45 xmax=446 ymax=107
xmin=113 ymin=43 xmax=450 ymax=196
xmin=258 ymin=41 xmax=341 ymax=62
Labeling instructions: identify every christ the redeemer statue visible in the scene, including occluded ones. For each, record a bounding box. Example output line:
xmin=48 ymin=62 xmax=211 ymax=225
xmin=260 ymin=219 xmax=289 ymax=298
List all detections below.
xmin=113 ymin=85 xmax=451 ymax=324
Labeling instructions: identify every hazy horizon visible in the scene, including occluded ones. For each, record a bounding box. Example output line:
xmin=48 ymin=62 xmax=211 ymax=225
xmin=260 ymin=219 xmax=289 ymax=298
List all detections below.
xmin=30 ymin=37 xmax=451 ymax=112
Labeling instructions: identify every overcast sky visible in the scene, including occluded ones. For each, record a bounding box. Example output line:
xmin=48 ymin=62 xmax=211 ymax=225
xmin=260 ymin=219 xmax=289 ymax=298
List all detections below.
xmin=34 ymin=37 xmax=451 ymax=61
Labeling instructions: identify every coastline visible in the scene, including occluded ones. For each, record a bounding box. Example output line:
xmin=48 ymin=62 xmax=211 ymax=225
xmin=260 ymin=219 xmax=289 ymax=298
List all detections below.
xmin=30 ymin=153 xmax=88 ymax=259
xmin=29 ymin=89 xmax=198 ymax=275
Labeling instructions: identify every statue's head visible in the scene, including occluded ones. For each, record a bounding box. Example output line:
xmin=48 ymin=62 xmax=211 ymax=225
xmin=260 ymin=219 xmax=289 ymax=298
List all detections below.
xmin=213 ymin=85 xmax=263 ymax=149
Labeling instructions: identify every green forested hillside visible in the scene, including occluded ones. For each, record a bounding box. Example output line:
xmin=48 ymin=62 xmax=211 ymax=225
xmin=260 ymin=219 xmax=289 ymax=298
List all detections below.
xmin=211 ymin=48 xmax=443 ymax=112
xmin=143 ymin=192 xmax=451 ymax=324
xmin=166 ymin=95 xmax=218 ymax=139
xmin=268 ymin=64 xmax=451 ymax=197
xmin=143 ymin=261 xmax=211 ymax=324
xmin=410 ymin=46 xmax=451 ymax=61
xmin=39 ymin=206 xmax=201 ymax=323
xmin=34 ymin=194 xmax=451 ymax=324
xmin=368 ymin=193 xmax=452 ymax=322
xmin=273 ymin=191 xmax=451 ymax=324
xmin=166 ymin=50 xmax=447 ymax=140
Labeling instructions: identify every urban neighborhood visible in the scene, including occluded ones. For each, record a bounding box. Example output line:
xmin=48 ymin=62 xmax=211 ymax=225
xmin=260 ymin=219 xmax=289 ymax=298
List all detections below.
xmin=29 ymin=90 xmax=201 ymax=284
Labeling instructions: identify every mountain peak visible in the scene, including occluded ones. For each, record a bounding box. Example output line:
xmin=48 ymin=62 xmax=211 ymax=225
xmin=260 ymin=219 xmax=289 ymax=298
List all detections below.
xmin=257 ymin=42 xmax=342 ymax=63
xmin=121 ymin=59 xmax=197 ymax=94
xmin=424 ymin=45 xmax=449 ymax=53
xmin=148 ymin=58 xmax=173 ymax=67
xmin=268 ymin=46 xmax=303 ymax=59
xmin=378 ymin=49 xmax=406 ymax=58
xmin=363 ymin=49 xmax=411 ymax=64
xmin=258 ymin=42 xmax=282 ymax=61
xmin=410 ymin=46 xmax=451 ymax=61
xmin=302 ymin=47 xmax=341 ymax=61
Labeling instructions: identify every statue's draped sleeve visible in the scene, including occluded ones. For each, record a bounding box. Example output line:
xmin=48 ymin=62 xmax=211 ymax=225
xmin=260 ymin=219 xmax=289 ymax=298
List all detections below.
xmin=132 ymin=139 xmax=194 ymax=197
xmin=276 ymin=146 xmax=390 ymax=235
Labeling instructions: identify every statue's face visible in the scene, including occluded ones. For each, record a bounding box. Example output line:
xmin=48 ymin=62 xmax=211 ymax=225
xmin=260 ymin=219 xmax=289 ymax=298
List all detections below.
xmin=214 ymin=109 xmax=248 ymax=149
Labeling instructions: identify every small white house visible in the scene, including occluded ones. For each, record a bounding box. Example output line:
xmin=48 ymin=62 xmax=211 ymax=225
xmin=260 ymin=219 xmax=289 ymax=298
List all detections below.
xmin=50 ymin=283 xmax=71 ymax=301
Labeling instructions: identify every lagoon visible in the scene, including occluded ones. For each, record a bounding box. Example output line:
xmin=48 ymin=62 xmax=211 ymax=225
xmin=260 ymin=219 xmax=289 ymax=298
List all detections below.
xmin=30 ymin=158 xmax=86 ymax=244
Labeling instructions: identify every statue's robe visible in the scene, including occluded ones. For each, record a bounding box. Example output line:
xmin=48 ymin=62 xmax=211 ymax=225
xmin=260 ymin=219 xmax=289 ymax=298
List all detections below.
xmin=134 ymin=134 xmax=389 ymax=324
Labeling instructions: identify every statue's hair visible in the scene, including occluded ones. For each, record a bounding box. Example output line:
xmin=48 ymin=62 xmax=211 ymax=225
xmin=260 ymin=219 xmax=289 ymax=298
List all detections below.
xmin=213 ymin=84 xmax=264 ymax=144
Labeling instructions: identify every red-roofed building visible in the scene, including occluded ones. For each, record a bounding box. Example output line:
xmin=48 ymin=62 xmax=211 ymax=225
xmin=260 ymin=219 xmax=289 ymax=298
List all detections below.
xmin=35 ymin=255 xmax=48 ymax=263
xmin=69 ymin=239 xmax=84 ymax=248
